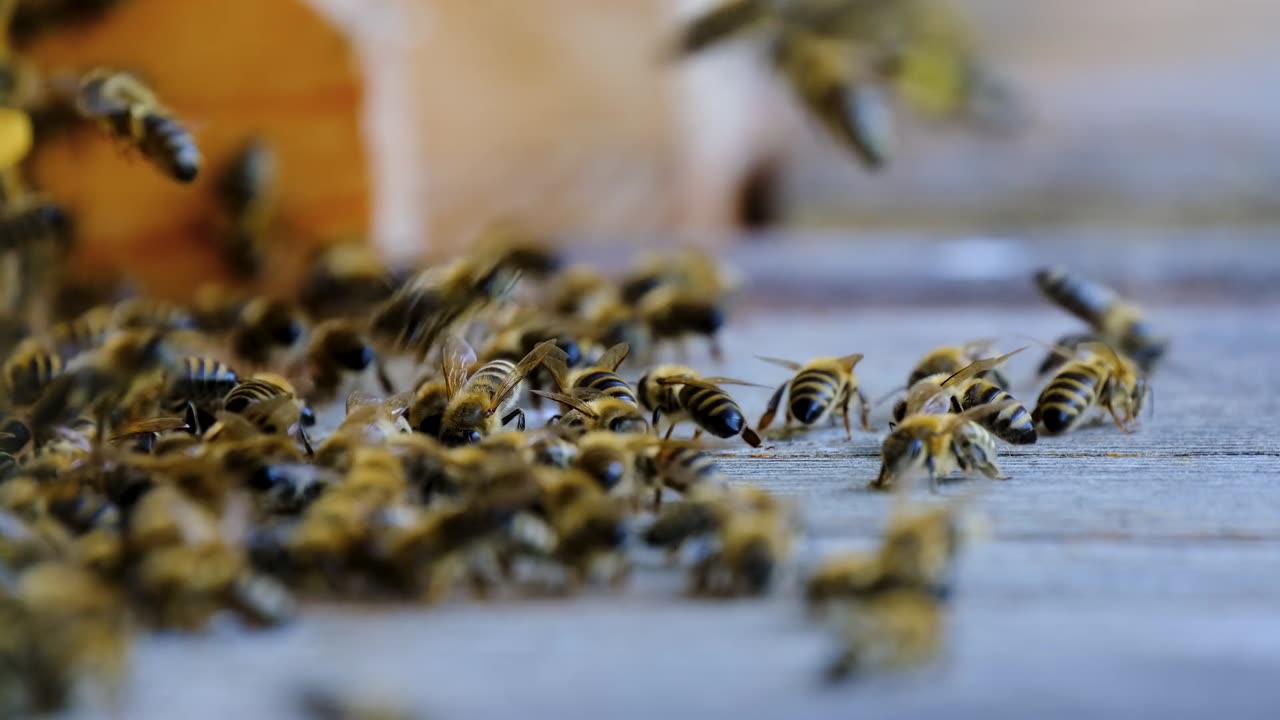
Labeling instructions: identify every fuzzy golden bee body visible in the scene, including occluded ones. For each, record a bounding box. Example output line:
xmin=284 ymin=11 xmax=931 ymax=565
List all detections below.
xmin=75 ymin=69 xmax=200 ymax=183
xmin=1035 ymin=266 xmax=1168 ymax=374
xmin=1033 ymin=344 xmax=1148 ymax=436
xmin=759 ymin=352 xmax=869 ymax=439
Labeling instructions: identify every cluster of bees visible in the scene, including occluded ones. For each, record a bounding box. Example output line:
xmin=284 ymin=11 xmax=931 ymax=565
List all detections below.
xmin=0 ymin=1 xmax=1167 ymax=715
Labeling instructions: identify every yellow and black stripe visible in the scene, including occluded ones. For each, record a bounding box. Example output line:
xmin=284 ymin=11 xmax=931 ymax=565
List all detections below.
xmin=958 ymin=379 xmax=1037 ymax=444
xmin=224 ymin=377 xmax=290 ymax=414
xmin=655 ymin=446 xmax=723 ymax=495
xmin=168 ymin=356 xmax=239 ymax=408
xmin=49 ymin=306 xmax=112 ymax=359
xmin=678 ymin=383 xmax=749 ymax=440
xmin=2 ymin=340 xmax=63 ymax=406
xmin=1033 ymin=362 xmax=1102 ymax=435
xmin=788 ymin=367 xmax=841 ymax=424
xmin=1035 ymin=266 xmax=1114 ymax=327
xmin=576 ymin=369 xmax=637 ymax=405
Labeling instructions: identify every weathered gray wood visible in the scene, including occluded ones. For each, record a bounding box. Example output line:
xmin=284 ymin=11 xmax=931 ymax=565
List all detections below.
xmin=82 ymin=287 xmax=1280 ymax=719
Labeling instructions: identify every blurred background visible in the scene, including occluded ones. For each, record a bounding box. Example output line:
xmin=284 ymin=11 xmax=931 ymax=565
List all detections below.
xmin=22 ymin=0 xmax=1280 ymax=294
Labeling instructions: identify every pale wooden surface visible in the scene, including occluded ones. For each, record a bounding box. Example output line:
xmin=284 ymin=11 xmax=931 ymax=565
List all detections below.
xmin=79 ymin=241 xmax=1280 ymax=719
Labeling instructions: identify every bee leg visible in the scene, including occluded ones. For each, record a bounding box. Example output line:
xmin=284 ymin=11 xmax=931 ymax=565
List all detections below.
xmin=502 ymin=409 xmax=526 ymax=431
xmin=664 ymin=422 xmax=677 ymax=440
xmin=857 ymin=389 xmax=872 ymax=431
xmin=840 ymin=391 xmax=854 ymax=441
xmin=652 ymin=486 xmax=663 ymax=511
xmin=651 ymin=408 xmax=663 ymax=436
xmin=759 ymin=381 xmax=787 ymax=431
xmin=692 ymin=428 xmax=704 ymax=441
xmin=374 ymin=359 xmax=395 ymax=394
xmin=927 ymin=457 xmax=939 ymax=494
xmin=297 ymin=426 xmax=315 ymax=457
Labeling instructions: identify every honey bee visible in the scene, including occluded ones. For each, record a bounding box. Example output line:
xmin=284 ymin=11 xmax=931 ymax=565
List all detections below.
xmin=687 ymin=487 xmax=791 ymax=597
xmin=110 ymin=297 xmax=196 ymax=332
xmin=544 ymin=341 xmax=636 ymax=404
xmin=545 ymin=264 xmax=611 ymax=316
xmin=532 ymin=468 xmax=630 ymax=588
xmin=28 ymin=329 xmax=175 ymax=442
xmin=638 ymin=287 xmax=726 ymax=361
xmin=406 ymin=375 xmax=448 ymax=437
xmin=1033 ymin=342 xmax=1149 ymax=436
xmin=757 ymin=352 xmax=869 ymax=439
xmin=437 ymin=335 xmax=559 ymax=446
xmin=298 ymin=243 xmax=394 ymax=319
xmin=536 ymin=390 xmax=650 ymax=437
xmin=230 ymin=296 xmax=306 ymax=365
xmin=0 ymin=200 xmax=73 ymax=254
xmin=305 ymin=319 xmax=394 ymax=400
xmin=571 ymin=430 xmax=654 ymax=501
xmin=215 ymin=138 xmax=275 ymax=277
xmin=637 ymin=367 xmax=763 ymax=446
xmin=75 ymin=68 xmax=201 ymax=182
xmin=890 ymin=348 xmax=1036 ymax=445
xmin=645 ymin=443 xmax=730 ymax=509
xmin=906 ymin=338 xmax=1009 ymax=389
xmin=162 ymin=355 xmax=239 ymax=431
xmin=222 ymin=373 xmax=314 ymax=453
xmin=2 ymin=336 xmax=61 ymax=405
xmin=1035 ymin=266 xmax=1168 ymax=373
xmin=48 ymin=304 xmax=113 ymax=359
xmin=872 ymin=401 xmax=1015 ymax=491
xmin=481 ymin=223 xmax=563 ymax=280
xmin=371 ymin=257 xmax=519 ymax=359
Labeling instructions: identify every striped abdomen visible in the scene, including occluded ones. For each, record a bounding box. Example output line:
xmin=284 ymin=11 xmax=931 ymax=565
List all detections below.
xmin=576 ymin=369 xmax=637 ymax=405
xmin=0 ymin=203 xmax=73 ymax=253
xmin=2 ymin=341 xmax=62 ymax=406
xmin=1033 ymin=362 xmax=1102 ymax=435
xmin=788 ymin=367 xmax=841 ymax=424
xmin=139 ymin=112 xmax=200 ymax=183
xmin=49 ymin=307 xmax=112 ymax=359
xmin=677 ymin=383 xmax=745 ymax=438
xmin=168 ymin=356 xmax=239 ymax=409
xmin=224 ymin=378 xmax=289 ymax=414
xmin=655 ymin=447 xmax=723 ymax=494
xmin=1035 ymin=266 xmax=1115 ymax=326
xmin=958 ymin=379 xmax=1037 ymax=444
xmin=467 ymin=359 xmax=516 ymax=408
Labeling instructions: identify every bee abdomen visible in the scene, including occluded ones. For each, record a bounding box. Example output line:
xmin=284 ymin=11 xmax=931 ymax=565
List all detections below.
xmin=2 ymin=344 xmax=63 ymax=406
xmin=169 ymin=356 xmax=239 ymax=408
xmin=789 ymin=368 xmax=838 ymax=424
xmin=471 ymin=359 xmax=515 ymax=388
xmin=577 ymin=370 xmax=636 ymax=404
xmin=224 ymin=378 xmax=287 ymax=413
xmin=1033 ymin=367 xmax=1100 ymax=435
xmin=0 ymin=203 xmax=73 ymax=253
xmin=680 ymin=386 xmax=744 ymax=438
xmin=961 ymin=380 xmax=1036 ymax=444
xmin=140 ymin=112 xmax=200 ymax=183
xmin=1035 ymin=266 xmax=1113 ymax=324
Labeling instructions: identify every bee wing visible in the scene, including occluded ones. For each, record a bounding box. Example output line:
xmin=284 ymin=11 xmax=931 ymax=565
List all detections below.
xmin=756 ymin=355 xmax=803 ymax=371
xmin=488 ymin=339 xmax=562 ymax=414
xmin=961 ymin=337 xmax=1000 ymax=357
xmin=1078 ymin=341 xmax=1125 ymax=367
xmin=939 ymin=347 xmax=1027 ymax=387
xmin=597 ymin=342 xmax=630 ymax=371
xmin=205 ymin=412 xmax=262 ymax=442
xmin=674 ymin=0 xmax=769 ymax=56
xmin=241 ymin=395 xmax=299 ymax=432
xmin=344 ymin=390 xmax=381 ymax=413
xmin=697 ymin=376 xmax=771 ymax=389
xmin=108 ymin=416 xmax=189 ymax=442
xmin=384 ymin=390 xmax=417 ymax=416
xmin=530 ymin=389 xmax=600 ymax=420
xmin=837 ymin=353 xmax=865 ymax=371
xmin=441 ymin=334 xmax=477 ymax=398
xmin=910 ymin=388 xmax=952 ymax=416
xmin=943 ymin=399 xmax=1018 ymax=431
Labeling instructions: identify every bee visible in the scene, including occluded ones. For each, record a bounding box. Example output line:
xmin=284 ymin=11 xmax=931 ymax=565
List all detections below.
xmin=545 ymin=264 xmax=610 ymax=316
xmin=638 ymin=287 xmax=726 ymax=361
xmin=481 ymin=223 xmax=563 ymax=279
xmin=109 ymin=299 xmax=190 ymax=334
xmin=75 ymin=68 xmax=201 ymax=182
xmin=544 ymin=341 xmax=636 ymax=404
xmin=222 ymin=373 xmax=314 ymax=453
xmin=533 ymin=468 xmax=630 ymax=588
xmin=890 ymin=348 xmax=1036 ymax=445
xmin=229 ymin=296 xmax=306 ymax=365
xmin=688 ymin=488 xmax=791 ymax=597
xmin=536 ymin=390 xmax=650 ymax=437
xmin=1033 ymin=342 xmax=1149 ymax=436
xmin=298 ymin=243 xmax=393 ymax=319
xmin=906 ymin=338 xmax=1009 ymax=389
xmin=28 ymin=329 xmax=175 ymax=442
xmin=371 ymin=258 xmax=519 ymax=359
xmin=406 ymin=374 xmax=448 ymax=437
xmin=0 ymin=200 xmax=73 ymax=254
xmin=646 ymin=444 xmax=729 ymax=509
xmin=48 ymin=304 xmax=113 ymax=359
xmin=162 ymin=355 xmax=239 ymax=429
xmin=571 ymin=431 xmax=654 ymax=501
xmin=437 ymin=335 xmax=559 ymax=446
xmin=757 ymin=352 xmax=869 ymax=439
xmin=2 ymin=336 xmax=62 ymax=406
xmin=637 ymin=367 xmax=763 ymax=446
xmin=216 ymin=138 xmax=275 ymax=277
xmin=872 ymin=401 xmax=1015 ymax=491
xmin=305 ymin=319 xmax=394 ymax=400
xmin=1035 ymin=266 xmax=1168 ymax=373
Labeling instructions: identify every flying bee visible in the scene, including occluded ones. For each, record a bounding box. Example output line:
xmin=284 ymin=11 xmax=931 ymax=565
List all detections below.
xmin=298 ymin=243 xmax=394 ymax=318
xmin=618 ymin=250 xmax=740 ymax=305
xmin=222 ymin=373 xmax=314 ymax=453
xmin=1035 ymin=266 xmax=1168 ymax=373
xmin=162 ymin=355 xmax=239 ymax=432
xmin=229 ymin=296 xmax=306 ymax=365
xmin=906 ymin=338 xmax=1009 ymax=389
xmin=637 ymin=368 xmax=763 ymax=446
xmin=479 ymin=222 xmax=563 ymax=280
xmin=75 ymin=68 xmax=200 ymax=182
xmin=535 ymin=390 xmax=650 ymax=437
xmin=2 ymin=336 xmax=62 ymax=406
xmin=437 ymin=335 xmax=560 ymax=446
xmin=544 ymin=341 xmax=636 ymax=404
xmin=215 ymin=138 xmax=275 ymax=277
xmin=890 ymin=348 xmax=1036 ymax=445
xmin=1033 ymin=342 xmax=1149 ymax=436
xmin=638 ymin=286 xmax=726 ymax=361
xmin=757 ymin=352 xmax=869 ymax=439
xmin=371 ymin=257 xmax=519 ymax=359
xmin=304 ymin=319 xmax=394 ymax=401
xmin=872 ymin=401 xmax=1014 ymax=491
xmin=0 ymin=200 xmax=73 ymax=254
